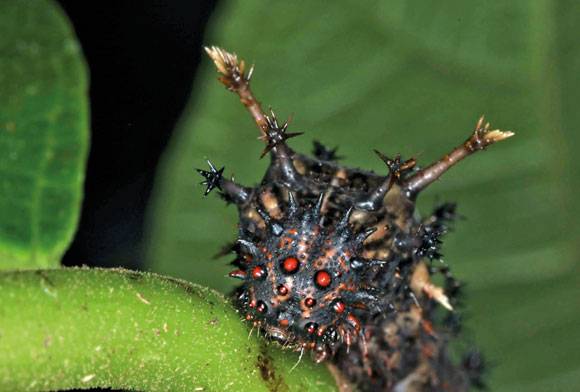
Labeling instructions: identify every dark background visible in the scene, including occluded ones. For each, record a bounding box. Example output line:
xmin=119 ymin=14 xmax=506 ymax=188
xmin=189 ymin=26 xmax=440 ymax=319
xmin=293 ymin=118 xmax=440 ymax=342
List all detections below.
xmin=58 ymin=0 xmax=217 ymax=270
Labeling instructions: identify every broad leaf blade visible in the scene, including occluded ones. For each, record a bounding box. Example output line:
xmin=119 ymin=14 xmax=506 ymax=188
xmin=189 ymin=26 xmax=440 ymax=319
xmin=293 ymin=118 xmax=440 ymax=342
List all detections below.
xmin=0 ymin=0 xmax=89 ymax=269
xmin=145 ymin=1 xmax=580 ymax=390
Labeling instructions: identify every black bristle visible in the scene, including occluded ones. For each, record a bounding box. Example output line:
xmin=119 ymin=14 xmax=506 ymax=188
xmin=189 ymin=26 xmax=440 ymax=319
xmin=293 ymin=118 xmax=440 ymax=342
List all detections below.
xmin=432 ymin=202 xmax=459 ymax=229
xmin=415 ymin=225 xmax=446 ymax=260
xmin=312 ymin=140 xmax=341 ymax=161
xmin=196 ymin=160 xmax=224 ymax=196
xmin=259 ymin=110 xmax=303 ymax=158
xmin=212 ymin=241 xmax=238 ymax=259
xmin=462 ymin=350 xmax=488 ymax=389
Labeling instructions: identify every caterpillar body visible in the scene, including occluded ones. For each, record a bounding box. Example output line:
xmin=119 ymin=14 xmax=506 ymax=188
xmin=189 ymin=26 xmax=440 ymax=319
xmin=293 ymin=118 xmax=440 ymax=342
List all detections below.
xmin=198 ymin=46 xmax=513 ymax=391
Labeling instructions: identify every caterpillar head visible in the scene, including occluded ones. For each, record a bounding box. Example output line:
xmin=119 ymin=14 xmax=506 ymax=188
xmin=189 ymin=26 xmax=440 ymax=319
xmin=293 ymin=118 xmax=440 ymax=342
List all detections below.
xmin=230 ymin=192 xmax=384 ymax=361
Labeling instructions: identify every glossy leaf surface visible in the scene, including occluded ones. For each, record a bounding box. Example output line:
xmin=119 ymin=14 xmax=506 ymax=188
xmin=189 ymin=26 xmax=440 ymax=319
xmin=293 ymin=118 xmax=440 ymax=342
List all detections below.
xmin=0 ymin=0 xmax=89 ymax=269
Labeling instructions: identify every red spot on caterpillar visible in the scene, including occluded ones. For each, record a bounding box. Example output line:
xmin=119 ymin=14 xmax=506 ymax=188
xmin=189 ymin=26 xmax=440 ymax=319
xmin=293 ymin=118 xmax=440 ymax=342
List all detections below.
xmin=251 ymin=266 xmax=267 ymax=280
xmin=314 ymin=270 xmax=332 ymax=288
xmin=305 ymin=297 xmax=316 ymax=308
xmin=277 ymin=284 xmax=289 ymax=296
xmin=305 ymin=322 xmax=318 ymax=335
xmin=282 ymin=256 xmax=299 ymax=274
xmin=256 ymin=300 xmax=268 ymax=314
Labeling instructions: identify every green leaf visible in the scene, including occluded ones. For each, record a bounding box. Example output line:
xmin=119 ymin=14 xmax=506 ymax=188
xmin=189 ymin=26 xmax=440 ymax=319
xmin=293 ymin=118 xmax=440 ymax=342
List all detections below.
xmin=0 ymin=268 xmax=337 ymax=391
xmin=0 ymin=0 xmax=89 ymax=269
xmin=145 ymin=1 xmax=580 ymax=390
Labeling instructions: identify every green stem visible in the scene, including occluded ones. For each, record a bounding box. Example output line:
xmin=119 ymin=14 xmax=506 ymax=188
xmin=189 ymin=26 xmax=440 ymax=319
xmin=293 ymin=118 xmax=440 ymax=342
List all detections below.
xmin=0 ymin=268 xmax=336 ymax=391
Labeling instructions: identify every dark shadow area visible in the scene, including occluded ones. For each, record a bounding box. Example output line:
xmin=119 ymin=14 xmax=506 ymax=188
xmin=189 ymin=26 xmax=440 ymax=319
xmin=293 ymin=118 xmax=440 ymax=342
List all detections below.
xmin=58 ymin=0 xmax=217 ymax=271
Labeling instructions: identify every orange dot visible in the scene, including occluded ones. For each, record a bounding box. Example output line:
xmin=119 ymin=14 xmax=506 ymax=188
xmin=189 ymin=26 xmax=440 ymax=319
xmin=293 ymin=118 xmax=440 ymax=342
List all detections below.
xmin=314 ymin=270 xmax=332 ymax=288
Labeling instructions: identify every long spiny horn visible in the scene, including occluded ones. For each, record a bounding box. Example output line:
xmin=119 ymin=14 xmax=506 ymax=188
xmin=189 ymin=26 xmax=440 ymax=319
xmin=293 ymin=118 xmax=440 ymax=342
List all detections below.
xmin=403 ymin=116 xmax=514 ymax=197
xmin=204 ymin=46 xmax=267 ymax=133
xmin=205 ymin=47 xmax=305 ymax=186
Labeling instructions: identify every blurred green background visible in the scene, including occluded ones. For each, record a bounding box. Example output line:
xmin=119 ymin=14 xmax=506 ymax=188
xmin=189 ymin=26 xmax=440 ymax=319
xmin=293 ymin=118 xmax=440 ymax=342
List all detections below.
xmin=144 ymin=1 xmax=580 ymax=391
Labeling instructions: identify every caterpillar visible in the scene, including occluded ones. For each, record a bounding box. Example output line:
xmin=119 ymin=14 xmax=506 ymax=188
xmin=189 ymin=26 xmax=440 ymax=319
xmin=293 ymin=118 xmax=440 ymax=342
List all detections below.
xmin=198 ymin=46 xmax=513 ymax=391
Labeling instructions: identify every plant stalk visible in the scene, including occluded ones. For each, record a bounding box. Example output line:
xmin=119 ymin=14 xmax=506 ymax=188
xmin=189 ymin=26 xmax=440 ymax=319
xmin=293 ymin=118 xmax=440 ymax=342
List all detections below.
xmin=0 ymin=268 xmax=336 ymax=391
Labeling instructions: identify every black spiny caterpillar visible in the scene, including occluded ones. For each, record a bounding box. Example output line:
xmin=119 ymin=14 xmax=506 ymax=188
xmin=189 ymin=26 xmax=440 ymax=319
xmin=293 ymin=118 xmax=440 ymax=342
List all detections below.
xmin=198 ymin=46 xmax=513 ymax=391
